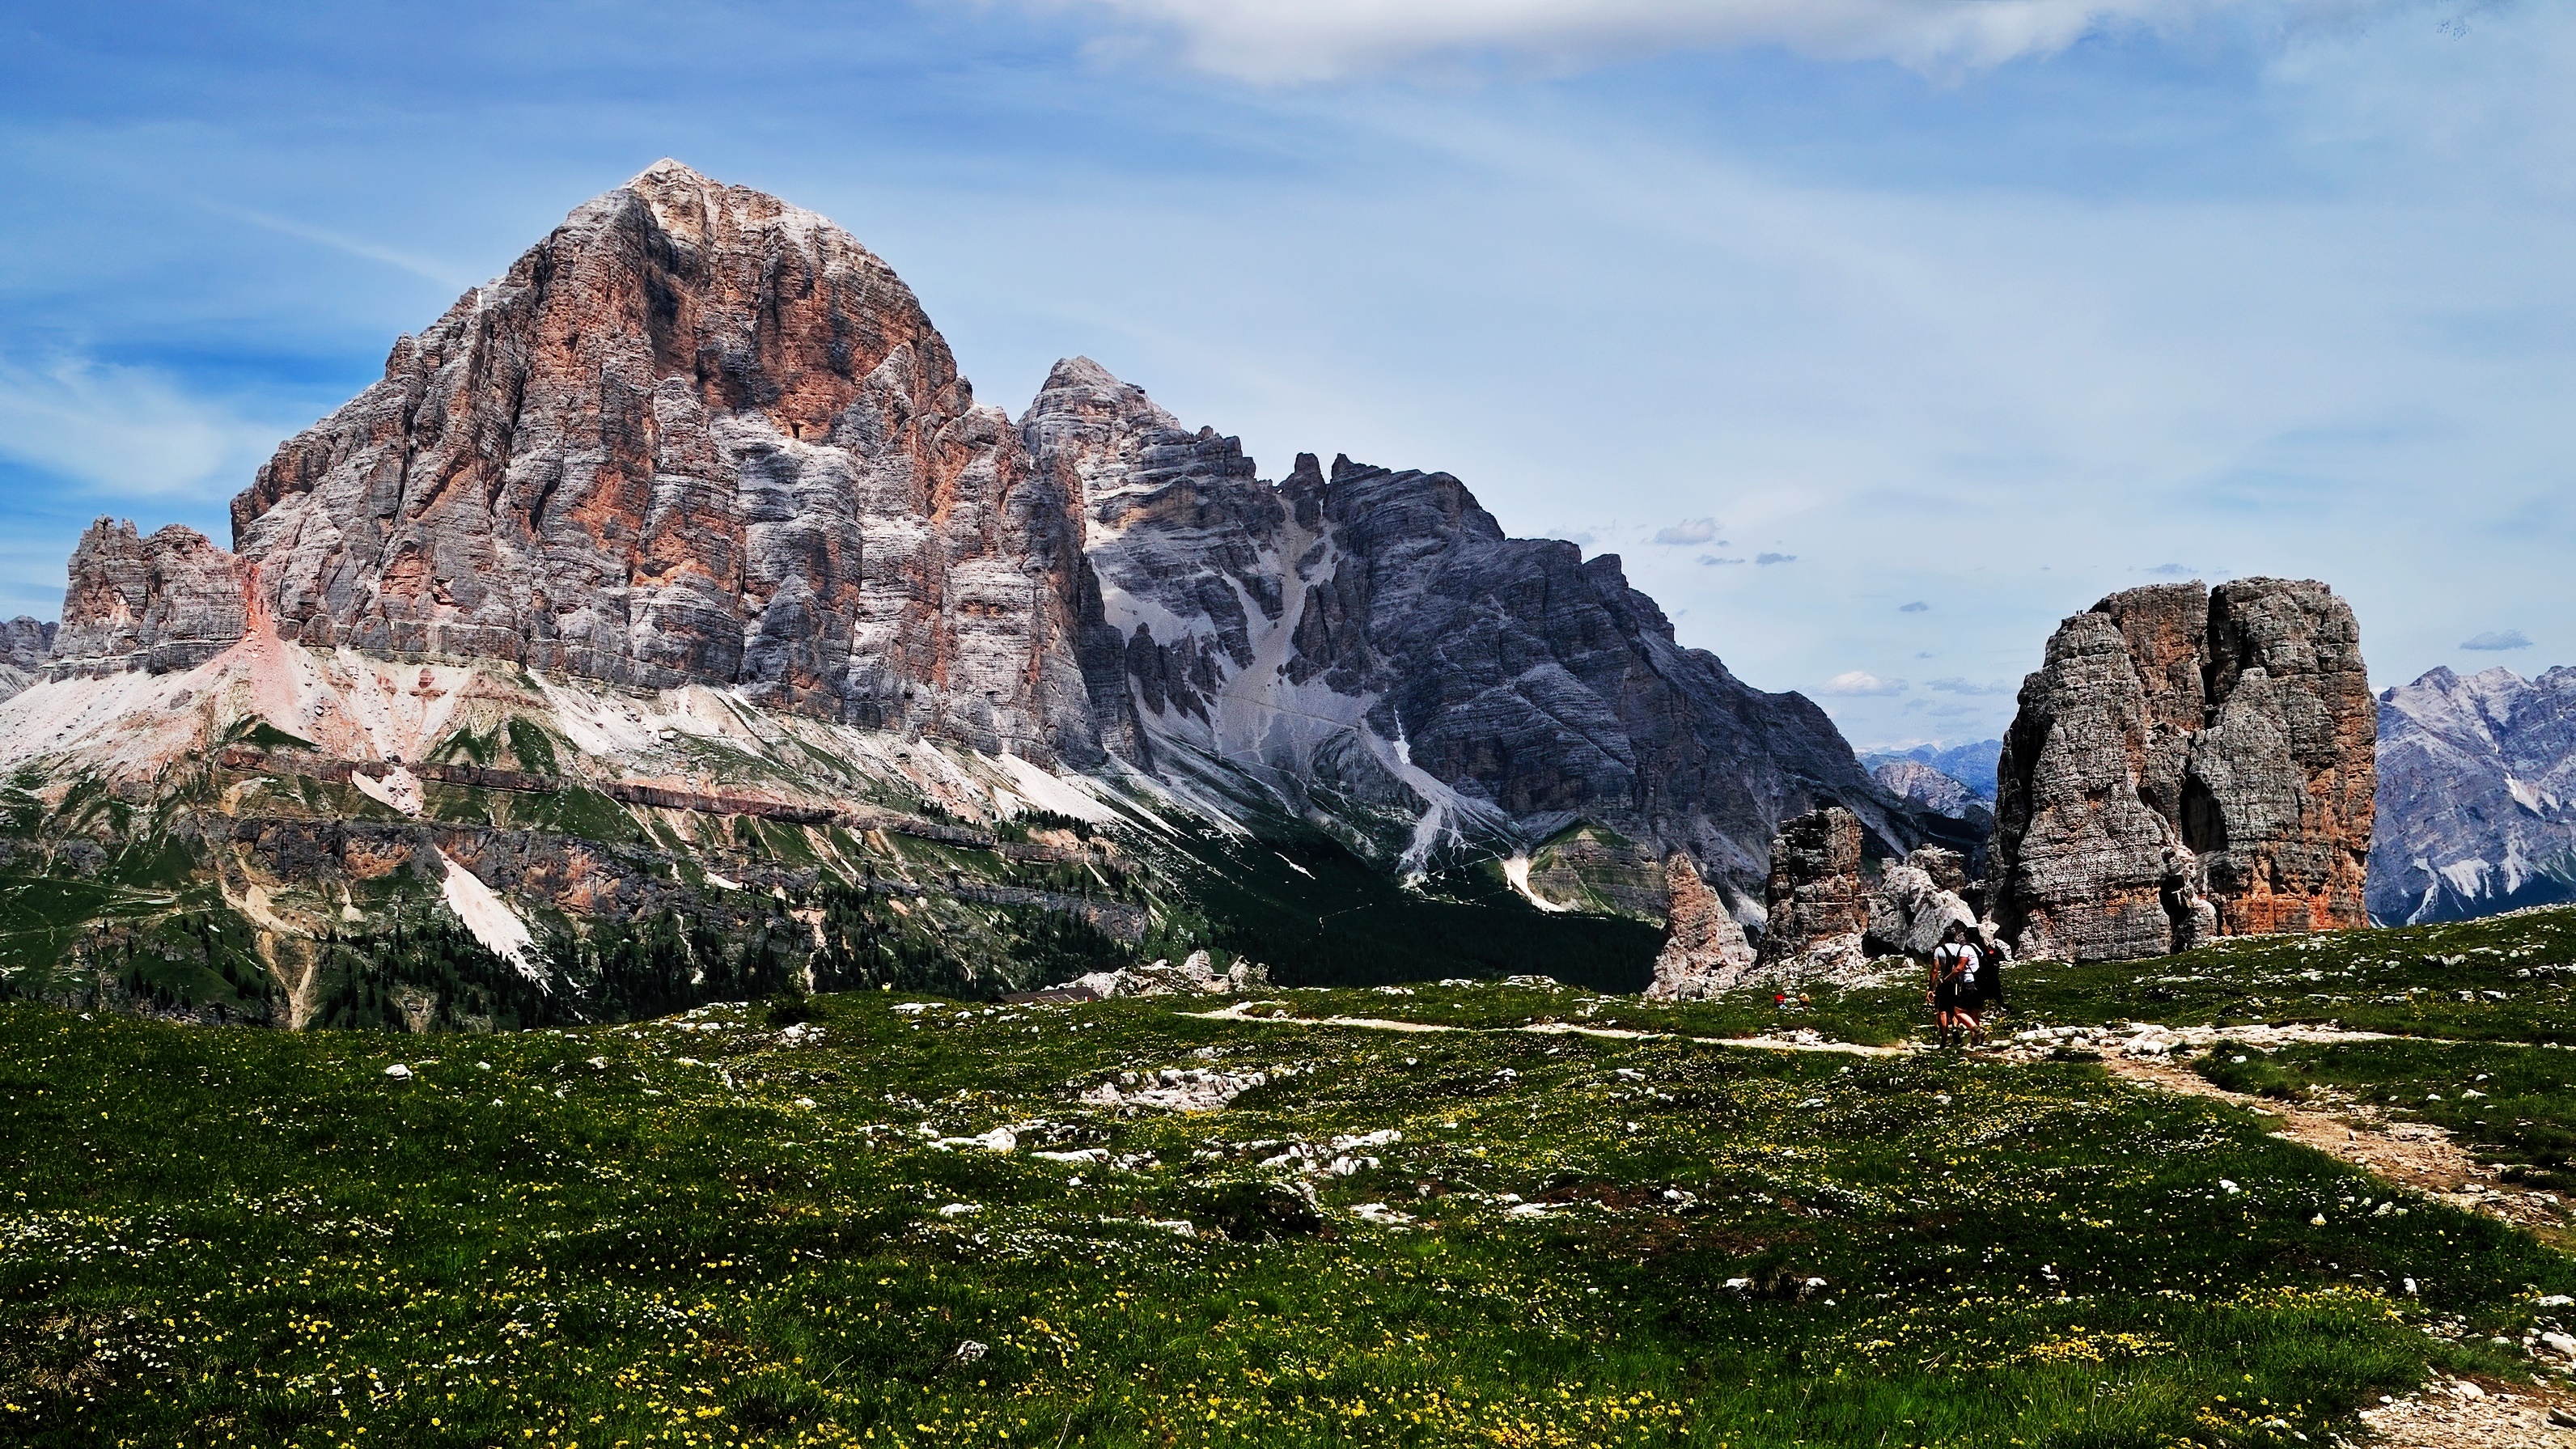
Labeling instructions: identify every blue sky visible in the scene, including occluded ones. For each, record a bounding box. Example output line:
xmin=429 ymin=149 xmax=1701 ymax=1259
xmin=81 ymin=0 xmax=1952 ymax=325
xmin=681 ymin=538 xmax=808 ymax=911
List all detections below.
xmin=2 ymin=0 xmax=2568 ymax=748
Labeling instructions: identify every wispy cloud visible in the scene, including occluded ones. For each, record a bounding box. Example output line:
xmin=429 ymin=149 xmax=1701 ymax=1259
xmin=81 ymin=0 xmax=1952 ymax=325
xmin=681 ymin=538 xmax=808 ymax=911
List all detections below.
xmin=0 ymin=357 xmax=284 ymax=500
xmin=2140 ymin=562 xmax=2200 ymax=577
xmin=195 ymin=199 xmax=472 ymax=287
xmin=2461 ymin=628 xmax=2533 ymax=650
xmin=1899 ymin=600 xmax=1929 ymax=612
xmin=1925 ymin=676 xmax=2011 ymax=696
xmin=1653 ymin=517 xmax=1722 ymax=545
xmin=1820 ymin=669 xmax=1905 ymax=696
xmin=1756 ymin=552 xmax=1797 ymax=566
xmin=1698 ymin=553 xmax=1745 ymax=566
xmin=1012 ymin=0 xmax=2413 ymax=83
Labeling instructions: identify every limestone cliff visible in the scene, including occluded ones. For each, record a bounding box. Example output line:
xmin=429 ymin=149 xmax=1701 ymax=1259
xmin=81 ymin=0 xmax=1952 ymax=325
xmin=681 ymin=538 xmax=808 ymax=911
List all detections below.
xmin=1025 ymin=358 xmax=1970 ymax=905
xmin=226 ymin=160 xmax=1111 ymax=765
xmin=50 ymin=521 xmax=248 ymax=678
xmin=1990 ymin=578 xmax=2374 ymax=961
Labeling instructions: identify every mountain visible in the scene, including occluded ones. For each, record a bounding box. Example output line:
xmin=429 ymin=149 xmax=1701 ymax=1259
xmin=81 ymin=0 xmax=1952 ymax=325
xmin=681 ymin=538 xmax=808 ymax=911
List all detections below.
xmin=1869 ymin=760 xmax=1981 ymax=819
xmin=1861 ymin=740 xmax=2000 ymax=800
xmin=1022 ymin=358 xmax=1962 ymax=913
xmin=0 ymin=161 xmax=1964 ymax=1023
xmin=2371 ymin=664 xmax=2576 ymax=924
xmin=0 ymin=616 xmax=53 ymax=701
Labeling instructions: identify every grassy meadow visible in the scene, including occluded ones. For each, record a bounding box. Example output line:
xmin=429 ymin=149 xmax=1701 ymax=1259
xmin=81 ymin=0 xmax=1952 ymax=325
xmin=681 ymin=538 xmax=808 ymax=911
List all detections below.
xmin=6 ymin=908 xmax=2576 ymax=1447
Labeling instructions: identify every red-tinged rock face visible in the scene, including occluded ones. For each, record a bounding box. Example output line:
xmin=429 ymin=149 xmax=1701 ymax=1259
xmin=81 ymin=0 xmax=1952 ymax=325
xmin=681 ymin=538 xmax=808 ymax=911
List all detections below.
xmin=51 ymin=518 xmax=248 ymax=676
xmin=222 ymin=159 xmax=1113 ymax=766
xmin=1991 ymin=577 xmax=2375 ymax=962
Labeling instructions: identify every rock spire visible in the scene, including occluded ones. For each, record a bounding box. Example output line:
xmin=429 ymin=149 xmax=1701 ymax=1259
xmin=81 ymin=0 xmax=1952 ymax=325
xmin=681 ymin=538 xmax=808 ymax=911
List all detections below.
xmin=1989 ymin=578 xmax=2375 ymax=961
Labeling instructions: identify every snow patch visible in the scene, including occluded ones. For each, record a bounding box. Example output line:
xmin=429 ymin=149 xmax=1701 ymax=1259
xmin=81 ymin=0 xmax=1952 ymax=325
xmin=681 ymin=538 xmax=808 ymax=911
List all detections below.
xmin=1500 ymin=855 xmax=1570 ymax=913
xmin=994 ymin=752 xmax=1124 ymax=824
xmin=438 ymin=849 xmax=542 ymax=985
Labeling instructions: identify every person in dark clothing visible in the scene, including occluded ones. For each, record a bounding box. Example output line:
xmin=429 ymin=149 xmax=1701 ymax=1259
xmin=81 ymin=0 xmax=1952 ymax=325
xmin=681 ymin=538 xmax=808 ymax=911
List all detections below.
xmin=1928 ymin=924 xmax=1983 ymax=1049
xmin=1972 ymin=932 xmax=2003 ymax=1019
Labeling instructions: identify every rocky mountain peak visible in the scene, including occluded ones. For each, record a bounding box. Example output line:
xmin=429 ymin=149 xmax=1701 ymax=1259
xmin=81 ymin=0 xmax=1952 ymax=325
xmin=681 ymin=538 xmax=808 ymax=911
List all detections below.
xmin=2372 ymin=661 xmax=2576 ymax=922
xmin=202 ymin=164 xmax=1112 ymax=763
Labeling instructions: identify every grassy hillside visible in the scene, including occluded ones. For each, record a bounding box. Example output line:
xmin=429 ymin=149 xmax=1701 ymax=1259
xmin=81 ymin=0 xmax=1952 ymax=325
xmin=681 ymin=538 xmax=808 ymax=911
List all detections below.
xmin=9 ymin=908 xmax=2576 ymax=1448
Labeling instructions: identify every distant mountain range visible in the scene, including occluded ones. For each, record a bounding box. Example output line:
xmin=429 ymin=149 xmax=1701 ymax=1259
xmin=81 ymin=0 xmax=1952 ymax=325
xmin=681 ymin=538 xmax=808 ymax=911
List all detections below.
xmin=1862 ymin=740 xmax=2001 ymax=803
xmin=2371 ymin=664 xmax=2576 ymax=924
xmin=0 ymin=161 xmax=1977 ymax=1024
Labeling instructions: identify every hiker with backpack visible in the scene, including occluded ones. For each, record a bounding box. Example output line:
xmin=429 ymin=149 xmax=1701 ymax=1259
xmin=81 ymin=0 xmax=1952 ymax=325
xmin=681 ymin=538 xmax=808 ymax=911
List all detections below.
xmin=1927 ymin=924 xmax=1985 ymax=1049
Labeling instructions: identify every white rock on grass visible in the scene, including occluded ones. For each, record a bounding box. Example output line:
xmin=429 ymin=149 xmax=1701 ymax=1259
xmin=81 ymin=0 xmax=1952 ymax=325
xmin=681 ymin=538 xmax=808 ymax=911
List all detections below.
xmin=383 ymin=1063 xmax=413 ymax=1080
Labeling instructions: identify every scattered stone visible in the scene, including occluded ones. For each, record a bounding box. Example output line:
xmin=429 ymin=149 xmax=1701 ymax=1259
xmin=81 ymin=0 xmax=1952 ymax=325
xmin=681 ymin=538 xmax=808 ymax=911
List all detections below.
xmin=1080 ymin=1066 xmax=1270 ymax=1112
xmin=1064 ymin=950 xmax=1270 ymax=1000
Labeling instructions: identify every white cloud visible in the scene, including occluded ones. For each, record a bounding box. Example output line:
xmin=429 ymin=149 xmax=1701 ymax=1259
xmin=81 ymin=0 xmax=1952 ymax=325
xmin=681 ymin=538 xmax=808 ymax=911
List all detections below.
xmin=1653 ymin=516 xmax=1722 ymax=544
xmin=1821 ymin=669 xmax=1906 ymax=695
xmin=1755 ymin=552 xmax=1797 ymax=566
xmin=1019 ymin=0 xmax=2405 ymax=83
xmin=1925 ymin=676 xmax=2011 ymax=695
xmin=2460 ymin=629 xmax=2532 ymax=650
xmin=0 ymin=357 xmax=282 ymax=500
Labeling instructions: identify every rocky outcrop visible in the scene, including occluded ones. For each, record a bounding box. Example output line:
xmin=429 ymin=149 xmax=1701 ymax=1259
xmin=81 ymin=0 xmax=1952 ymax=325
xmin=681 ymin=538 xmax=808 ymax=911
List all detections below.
xmin=1068 ymin=949 xmax=1269 ymax=999
xmin=1989 ymin=579 xmax=2374 ymax=962
xmin=1752 ymin=807 xmax=1868 ymax=978
xmin=1865 ymin=862 xmax=1981 ymax=961
xmin=1644 ymin=852 xmax=1756 ymax=999
xmin=0 ymin=616 xmax=53 ymax=701
xmin=225 ymin=160 xmax=1112 ymax=765
xmin=2371 ymin=665 xmax=2576 ymax=924
xmin=1025 ymin=358 xmax=1972 ymax=901
xmin=49 ymin=521 xmax=248 ymax=677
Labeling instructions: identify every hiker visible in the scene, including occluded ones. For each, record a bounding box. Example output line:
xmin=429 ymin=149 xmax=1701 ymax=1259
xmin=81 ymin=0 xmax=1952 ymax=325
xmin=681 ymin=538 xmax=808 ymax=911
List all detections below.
xmin=1927 ymin=924 xmax=1984 ymax=1049
xmin=1973 ymin=929 xmax=2005 ymax=1021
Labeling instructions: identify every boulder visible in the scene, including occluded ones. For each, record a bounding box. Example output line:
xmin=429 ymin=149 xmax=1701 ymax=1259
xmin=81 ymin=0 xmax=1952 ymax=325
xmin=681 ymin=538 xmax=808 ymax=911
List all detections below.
xmin=1864 ymin=864 xmax=1980 ymax=961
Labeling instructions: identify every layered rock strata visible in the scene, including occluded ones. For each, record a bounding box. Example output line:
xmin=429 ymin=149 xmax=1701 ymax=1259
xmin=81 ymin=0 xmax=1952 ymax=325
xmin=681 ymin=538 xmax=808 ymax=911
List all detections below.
xmin=49 ymin=522 xmax=248 ymax=677
xmin=2371 ymin=664 xmax=2576 ymax=923
xmin=158 ymin=160 xmax=1115 ymax=763
xmin=36 ymin=162 xmax=1968 ymax=912
xmin=1989 ymin=578 xmax=2374 ymax=962
xmin=1752 ymin=807 xmax=1868 ymax=978
xmin=1644 ymin=852 xmax=1757 ymax=999
xmin=0 ymin=615 xmax=53 ymax=701
xmin=1024 ymin=357 xmax=1968 ymax=902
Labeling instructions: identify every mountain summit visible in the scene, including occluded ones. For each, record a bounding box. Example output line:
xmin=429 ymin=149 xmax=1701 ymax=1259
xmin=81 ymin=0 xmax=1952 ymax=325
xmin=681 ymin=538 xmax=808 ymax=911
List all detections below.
xmin=29 ymin=163 xmax=1960 ymax=932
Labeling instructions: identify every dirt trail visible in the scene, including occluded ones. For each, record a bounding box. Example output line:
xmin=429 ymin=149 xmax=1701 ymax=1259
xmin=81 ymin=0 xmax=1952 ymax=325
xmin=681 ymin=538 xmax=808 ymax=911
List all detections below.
xmin=1186 ymin=1002 xmax=1903 ymax=1056
xmin=2358 ymin=1380 xmax=2576 ymax=1447
xmin=2097 ymin=1052 xmax=2569 ymax=1232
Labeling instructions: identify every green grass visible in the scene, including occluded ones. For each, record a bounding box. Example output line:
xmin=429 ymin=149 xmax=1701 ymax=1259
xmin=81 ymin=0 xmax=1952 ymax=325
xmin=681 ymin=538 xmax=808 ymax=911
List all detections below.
xmin=1994 ymin=909 xmax=2576 ymax=1042
xmin=2196 ymin=1038 xmax=2576 ymax=1192
xmin=5 ymin=978 xmax=2572 ymax=1449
